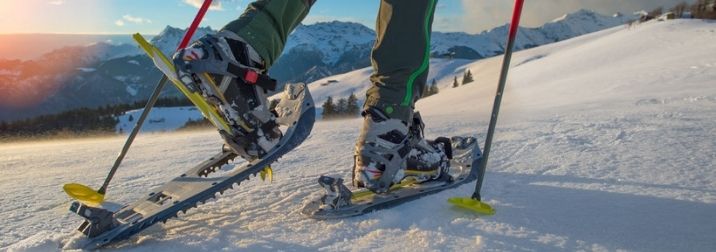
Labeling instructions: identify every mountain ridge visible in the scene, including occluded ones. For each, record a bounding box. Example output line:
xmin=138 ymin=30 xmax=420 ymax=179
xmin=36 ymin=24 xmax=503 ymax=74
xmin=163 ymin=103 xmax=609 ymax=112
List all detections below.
xmin=0 ymin=9 xmax=636 ymax=122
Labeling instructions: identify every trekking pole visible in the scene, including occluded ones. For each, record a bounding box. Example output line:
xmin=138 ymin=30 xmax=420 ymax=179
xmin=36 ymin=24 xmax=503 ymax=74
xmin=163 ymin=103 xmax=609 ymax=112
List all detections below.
xmin=63 ymin=0 xmax=213 ymax=204
xmin=448 ymin=0 xmax=525 ymax=214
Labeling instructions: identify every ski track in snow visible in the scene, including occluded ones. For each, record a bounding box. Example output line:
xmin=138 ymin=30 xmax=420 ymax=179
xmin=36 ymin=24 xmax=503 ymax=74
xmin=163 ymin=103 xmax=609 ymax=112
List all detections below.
xmin=2 ymin=20 xmax=716 ymax=251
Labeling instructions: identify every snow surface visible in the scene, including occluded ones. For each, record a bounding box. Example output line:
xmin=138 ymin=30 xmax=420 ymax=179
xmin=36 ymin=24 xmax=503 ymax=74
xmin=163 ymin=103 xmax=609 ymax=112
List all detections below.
xmin=2 ymin=20 xmax=716 ymax=251
xmin=125 ymin=86 xmax=138 ymax=97
xmin=307 ymin=58 xmax=474 ymax=110
xmin=75 ymin=67 xmax=96 ymax=73
xmin=115 ymin=107 xmax=204 ymax=134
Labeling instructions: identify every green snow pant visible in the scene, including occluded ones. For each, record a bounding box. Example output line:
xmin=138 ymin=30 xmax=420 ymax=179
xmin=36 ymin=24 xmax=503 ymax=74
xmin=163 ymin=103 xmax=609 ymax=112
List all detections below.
xmin=223 ymin=0 xmax=437 ymax=122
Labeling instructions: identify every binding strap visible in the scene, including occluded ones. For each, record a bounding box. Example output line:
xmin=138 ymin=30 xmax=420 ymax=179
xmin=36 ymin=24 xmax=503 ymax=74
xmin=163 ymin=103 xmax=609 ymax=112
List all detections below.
xmin=226 ymin=64 xmax=277 ymax=91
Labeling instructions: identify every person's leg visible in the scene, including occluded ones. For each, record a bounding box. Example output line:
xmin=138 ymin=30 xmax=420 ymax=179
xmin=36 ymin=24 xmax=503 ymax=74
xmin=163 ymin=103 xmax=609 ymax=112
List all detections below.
xmin=222 ymin=0 xmax=316 ymax=68
xmin=364 ymin=0 xmax=437 ymax=122
xmin=354 ymin=0 xmax=440 ymax=192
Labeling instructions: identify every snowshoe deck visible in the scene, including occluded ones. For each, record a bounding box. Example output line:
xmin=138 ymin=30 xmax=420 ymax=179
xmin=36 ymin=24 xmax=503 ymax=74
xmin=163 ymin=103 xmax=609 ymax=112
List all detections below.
xmin=301 ymin=137 xmax=482 ymax=219
xmin=66 ymin=82 xmax=315 ymax=249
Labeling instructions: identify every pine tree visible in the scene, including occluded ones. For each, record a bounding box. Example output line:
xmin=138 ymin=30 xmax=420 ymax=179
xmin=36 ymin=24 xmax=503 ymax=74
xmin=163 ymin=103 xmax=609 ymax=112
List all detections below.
xmin=648 ymin=7 xmax=663 ymax=17
xmin=322 ymin=96 xmax=336 ymax=119
xmin=430 ymin=82 xmax=439 ymax=95
xmin=336 ymin=98 xmax=348 ymax=117
xmin=462 ymin=69 xmax=474 ymax=85
xmin=671 ymin=1 xmax=689 ymax=17
xmin=427 ymin=79 xmax=437 ymax=96
xmin=346 ymin=93 xmax=360 ymax=116
xmin=422 ymin=79 xmax=439 ymax=97
xmin=453 ymin=76 xmax=459 ymax=88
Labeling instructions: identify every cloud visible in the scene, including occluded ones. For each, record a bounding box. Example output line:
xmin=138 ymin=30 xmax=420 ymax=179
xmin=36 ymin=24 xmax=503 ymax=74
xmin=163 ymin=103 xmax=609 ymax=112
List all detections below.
xmin=461 ymin=0 xmax=692 ymax=33
xmin=122 ymin=15 xmax=152 ymax=24
xmin=433 ymin=16 xmax=464 ymax=32
xmin=183 ymin=0 xmax=224 ymax=11
xmin=114 ymin=14 xmax=151 ymax=27
xmin=48 ymin=0 xmax=64 ymax=5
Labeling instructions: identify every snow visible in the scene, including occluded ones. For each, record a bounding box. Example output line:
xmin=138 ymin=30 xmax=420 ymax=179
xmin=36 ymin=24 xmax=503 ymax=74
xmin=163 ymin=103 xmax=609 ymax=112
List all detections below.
xmin=76 ymin=67 xmax=95 ymax=73
xmin=115 ymin=107 xmax=204 ymax=133
xmin=285 ymin=21 xmax=376 ymax=65
xmin=2 ymin=20 xmax=716 ymax=251
xmin=306 ymin=58 xmax=474 ymax=110
xmin=113 ymin=75 xmax=126 ymax=82
xmin=125 ymin=86 xmax=138 ymax=96
xmin=431 ymin=10 xmax=635 ymax=60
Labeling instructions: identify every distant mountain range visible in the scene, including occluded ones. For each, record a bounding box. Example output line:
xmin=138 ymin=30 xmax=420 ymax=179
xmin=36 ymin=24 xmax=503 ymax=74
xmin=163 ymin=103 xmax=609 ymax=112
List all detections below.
xmin=0 ymin=9 xmax=636 ymax=122
xmin=0 ymin=34 xmax=149 ymax=61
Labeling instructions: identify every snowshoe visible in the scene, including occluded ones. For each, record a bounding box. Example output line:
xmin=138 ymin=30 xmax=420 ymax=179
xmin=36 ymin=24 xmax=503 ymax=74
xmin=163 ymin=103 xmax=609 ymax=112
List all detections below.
xmin=303 ymin=136 xmax=481 ymax=219
xmin=64 ymin=34 xmax=316 ymax=250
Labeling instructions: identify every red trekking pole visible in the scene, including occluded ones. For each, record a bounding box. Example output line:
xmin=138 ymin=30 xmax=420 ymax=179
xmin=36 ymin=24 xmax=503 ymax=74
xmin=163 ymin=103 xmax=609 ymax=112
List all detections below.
xmin=449 ymin=0 xmax=525 ymax=214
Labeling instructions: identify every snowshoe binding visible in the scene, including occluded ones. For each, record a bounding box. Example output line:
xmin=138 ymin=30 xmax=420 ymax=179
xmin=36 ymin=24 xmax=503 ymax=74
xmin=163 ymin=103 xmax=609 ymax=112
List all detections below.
xmin=353 ymin=108 xmax=452 ymax=193
xmin=172 ymin=31 xmax=281 ymax=160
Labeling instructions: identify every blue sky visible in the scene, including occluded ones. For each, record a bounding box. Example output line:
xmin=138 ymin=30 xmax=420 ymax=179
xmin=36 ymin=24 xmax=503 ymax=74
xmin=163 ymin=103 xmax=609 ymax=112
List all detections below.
xmin=0 ymin=0 xmax=691 ymax=34
xmin=0 ymin=0 xmax=435 ymax=34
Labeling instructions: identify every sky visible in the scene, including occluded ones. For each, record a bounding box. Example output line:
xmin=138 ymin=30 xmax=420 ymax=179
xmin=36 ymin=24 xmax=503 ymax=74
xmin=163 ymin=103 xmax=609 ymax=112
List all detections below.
xmin=0 ymin=0 xmax=695 ymax=35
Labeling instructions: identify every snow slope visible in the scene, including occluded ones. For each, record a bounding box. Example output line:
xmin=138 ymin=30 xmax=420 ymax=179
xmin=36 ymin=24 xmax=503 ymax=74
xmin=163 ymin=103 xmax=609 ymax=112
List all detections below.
xmin=2 ymin=19 xmax=716 ymax=251
xmin=115 ymin=107 xmax=204 ymax=134
xmin=306 ymin=58 xmax=474 ymax=116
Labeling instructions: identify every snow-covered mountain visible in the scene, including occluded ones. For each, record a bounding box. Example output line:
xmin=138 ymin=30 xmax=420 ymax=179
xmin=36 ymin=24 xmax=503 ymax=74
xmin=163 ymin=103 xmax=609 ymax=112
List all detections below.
xmin=149 ymin=26 xmax=216 ymax=55
xmin=3 ymin=19 xmax=715 ymax=251
xmin=150 ymin=10 xmax=634 ymax=83
xmin=285 ymin=21 xmax=376 ymax=66
xmin=0 ymin=34 xmax=147 ymax=61
xmin=430 ymin=9 xmax=635 ymax=58
xmin=269 ymin=21 xmax=376 ymax=83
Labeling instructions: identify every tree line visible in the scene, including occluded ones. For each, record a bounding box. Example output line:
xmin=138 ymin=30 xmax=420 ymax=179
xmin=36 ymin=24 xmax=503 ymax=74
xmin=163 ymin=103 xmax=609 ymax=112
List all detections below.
xmin=0 ymin=96 xmax=193 ymax=138
xmin=646 ymin=0 xmax=716 ymax=20
xmin=321 ymin=93 xmax=361 ymax=119
xmin=452 ymin=69 xmax=474 ymax=88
